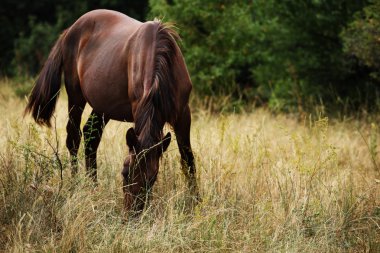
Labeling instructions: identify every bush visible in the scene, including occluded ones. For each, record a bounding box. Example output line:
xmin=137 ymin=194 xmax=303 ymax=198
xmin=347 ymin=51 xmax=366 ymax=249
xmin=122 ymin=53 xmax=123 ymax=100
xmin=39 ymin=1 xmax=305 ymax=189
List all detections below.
xmin=150 ymin=0 xmax=377 ymax=112
xmin=13 ymin=19 xmax=59 ymax=75
xmin=149 ymin=0 xmax=262 ymax=97
xmin=341 ymin=0 xmax=380 ymax=80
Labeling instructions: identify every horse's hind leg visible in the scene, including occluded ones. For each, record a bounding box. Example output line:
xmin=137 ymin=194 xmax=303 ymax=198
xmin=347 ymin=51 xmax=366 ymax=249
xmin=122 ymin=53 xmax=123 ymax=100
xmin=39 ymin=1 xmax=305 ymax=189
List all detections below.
xmin=174 ymin=105 xmax=200 ymax=201
xmin=66 ymin=97 xmax=85 ymax=176
xmin=83 ymin=111 xmax=109 ymax=183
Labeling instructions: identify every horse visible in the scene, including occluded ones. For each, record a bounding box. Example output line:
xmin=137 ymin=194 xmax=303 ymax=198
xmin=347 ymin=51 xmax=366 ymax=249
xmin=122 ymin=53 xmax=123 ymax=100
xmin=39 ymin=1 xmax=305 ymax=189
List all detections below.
xmin=25 ymin=9 xmax=199 ymax=214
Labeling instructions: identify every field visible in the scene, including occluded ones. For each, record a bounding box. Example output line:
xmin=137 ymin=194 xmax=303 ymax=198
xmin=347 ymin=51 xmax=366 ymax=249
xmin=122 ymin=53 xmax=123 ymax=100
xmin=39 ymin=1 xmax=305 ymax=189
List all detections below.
xmin=0 ymin=80 xmax=379 ymax=252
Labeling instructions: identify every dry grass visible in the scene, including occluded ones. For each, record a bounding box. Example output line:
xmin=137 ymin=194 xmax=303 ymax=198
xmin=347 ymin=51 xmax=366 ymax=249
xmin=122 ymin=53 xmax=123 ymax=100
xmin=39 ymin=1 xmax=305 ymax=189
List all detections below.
xmin=0 ymin=79 xmax=379 ymax=252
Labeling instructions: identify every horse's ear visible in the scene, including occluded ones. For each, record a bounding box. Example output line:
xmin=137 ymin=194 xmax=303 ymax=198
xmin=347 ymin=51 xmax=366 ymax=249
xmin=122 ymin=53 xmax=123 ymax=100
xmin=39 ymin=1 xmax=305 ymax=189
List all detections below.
xmin=160 ymin=132 xmax=171 ymax=153
xmin=126 ymin=127 xmax=138 ymax=149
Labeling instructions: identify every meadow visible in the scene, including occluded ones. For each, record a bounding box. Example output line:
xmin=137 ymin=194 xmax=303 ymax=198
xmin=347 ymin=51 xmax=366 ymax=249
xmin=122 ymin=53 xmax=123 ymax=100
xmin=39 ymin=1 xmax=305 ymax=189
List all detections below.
xmin=0 ymin=79 xmax=379 ymax=252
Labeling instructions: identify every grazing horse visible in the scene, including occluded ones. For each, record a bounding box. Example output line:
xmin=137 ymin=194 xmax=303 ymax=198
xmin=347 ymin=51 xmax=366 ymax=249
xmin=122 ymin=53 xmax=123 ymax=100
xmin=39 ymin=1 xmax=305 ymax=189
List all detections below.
xmin=25 ymin=9 xmax=199 ymax=214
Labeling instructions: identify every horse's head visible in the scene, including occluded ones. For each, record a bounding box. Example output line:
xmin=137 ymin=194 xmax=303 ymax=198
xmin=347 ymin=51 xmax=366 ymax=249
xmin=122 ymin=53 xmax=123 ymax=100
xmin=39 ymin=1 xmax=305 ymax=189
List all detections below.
xmin=121 ymin=127 xmax=171 ymax=214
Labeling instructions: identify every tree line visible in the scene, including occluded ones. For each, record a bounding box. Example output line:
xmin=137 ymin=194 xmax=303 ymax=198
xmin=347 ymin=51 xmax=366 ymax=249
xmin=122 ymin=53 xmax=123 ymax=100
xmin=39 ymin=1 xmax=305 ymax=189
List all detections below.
xmin=1 ymin=0 xmax=379 ymax=112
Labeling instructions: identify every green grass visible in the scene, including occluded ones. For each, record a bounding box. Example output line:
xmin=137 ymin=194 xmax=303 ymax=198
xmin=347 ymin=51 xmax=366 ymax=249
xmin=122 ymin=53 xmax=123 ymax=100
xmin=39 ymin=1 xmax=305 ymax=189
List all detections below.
xmin=0 ymin=80 xmax=379 ymax=252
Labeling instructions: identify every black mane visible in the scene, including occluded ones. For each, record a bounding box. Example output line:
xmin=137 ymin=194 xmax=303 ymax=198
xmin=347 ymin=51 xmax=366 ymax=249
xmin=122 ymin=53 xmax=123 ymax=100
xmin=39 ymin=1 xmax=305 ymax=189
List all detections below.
xmin=134 ymin=21 xmax=179 ymax=150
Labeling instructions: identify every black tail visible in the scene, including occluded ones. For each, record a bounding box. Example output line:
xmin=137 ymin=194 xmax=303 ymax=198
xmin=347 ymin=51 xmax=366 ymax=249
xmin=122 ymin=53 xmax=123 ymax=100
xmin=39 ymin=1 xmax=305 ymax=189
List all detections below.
xmin=25 ymin=31 xmax=66 ymax=127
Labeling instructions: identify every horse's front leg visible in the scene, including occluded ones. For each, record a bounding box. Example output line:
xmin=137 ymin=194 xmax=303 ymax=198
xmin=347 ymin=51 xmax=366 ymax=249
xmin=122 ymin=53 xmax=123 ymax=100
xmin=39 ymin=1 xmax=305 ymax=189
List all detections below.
xmin=66 ymin=99 xmax=85 ymax=176
xmin=174 ymin=105 xmax=200 ymax=202
xmin=83 ymin=111 xmax=109 ymax=183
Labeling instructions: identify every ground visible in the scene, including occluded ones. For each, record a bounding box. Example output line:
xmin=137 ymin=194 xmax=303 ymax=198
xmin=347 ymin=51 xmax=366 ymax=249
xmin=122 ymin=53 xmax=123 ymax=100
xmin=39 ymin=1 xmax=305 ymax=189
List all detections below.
xmin=0 ymin=80 xmax=379 ymax=252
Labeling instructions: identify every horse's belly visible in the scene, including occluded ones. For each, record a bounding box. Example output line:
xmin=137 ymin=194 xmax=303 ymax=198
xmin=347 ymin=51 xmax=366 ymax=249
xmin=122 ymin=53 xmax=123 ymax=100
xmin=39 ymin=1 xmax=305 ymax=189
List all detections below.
xmin=93 ymin=100 xmax=133 ymax=122
xmin=92 ymin=99 xmax=133 ymax=122
xmin=81 ymin=80 xmax=133 ymax=122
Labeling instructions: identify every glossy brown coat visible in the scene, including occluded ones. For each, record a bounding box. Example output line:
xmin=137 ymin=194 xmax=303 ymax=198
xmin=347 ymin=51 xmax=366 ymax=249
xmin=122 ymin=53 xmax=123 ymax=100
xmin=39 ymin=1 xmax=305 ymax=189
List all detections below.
xmin=25 ymin=9 xmax=199 ymax=214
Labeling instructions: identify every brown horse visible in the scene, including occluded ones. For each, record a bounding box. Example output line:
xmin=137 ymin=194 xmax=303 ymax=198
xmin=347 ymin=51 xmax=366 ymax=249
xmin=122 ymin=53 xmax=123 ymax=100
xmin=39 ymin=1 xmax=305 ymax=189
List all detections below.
xmin=25 ymin=9 xmax=199 ymax=214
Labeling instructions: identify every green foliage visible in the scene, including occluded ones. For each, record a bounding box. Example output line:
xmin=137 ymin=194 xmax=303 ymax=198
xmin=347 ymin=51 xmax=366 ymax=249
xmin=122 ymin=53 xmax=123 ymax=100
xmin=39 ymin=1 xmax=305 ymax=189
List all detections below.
xmin=12 ymin=3 xmax=93 ymax=75
xmin=13 ymin=18 xmax=61 ymax=75
xmin=149 ymin=0 xmax=262 ymax=96
xmin=256 ymin=0 xmax=370 ymax=111
xmin=13 ymin=76 xmax=34 ymax=98
xmin=342 ymin=0 xmax=380 ymax=79
xmin=3 ymin=0 xmax=380 ymax=112
xmin=150 ymin=0 xmax=375 ymax=112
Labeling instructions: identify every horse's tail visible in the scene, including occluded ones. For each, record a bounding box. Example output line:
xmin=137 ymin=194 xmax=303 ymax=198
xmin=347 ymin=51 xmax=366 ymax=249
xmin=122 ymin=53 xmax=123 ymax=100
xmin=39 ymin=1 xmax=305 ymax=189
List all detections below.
xmin=25 ymin=30 xmax=67 ymax=127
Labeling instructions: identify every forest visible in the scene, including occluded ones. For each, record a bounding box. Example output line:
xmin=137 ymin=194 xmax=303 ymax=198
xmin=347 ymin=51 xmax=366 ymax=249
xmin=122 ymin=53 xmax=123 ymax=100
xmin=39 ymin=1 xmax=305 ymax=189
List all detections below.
xmin=1 ymin=0 xmax=380 ymax=113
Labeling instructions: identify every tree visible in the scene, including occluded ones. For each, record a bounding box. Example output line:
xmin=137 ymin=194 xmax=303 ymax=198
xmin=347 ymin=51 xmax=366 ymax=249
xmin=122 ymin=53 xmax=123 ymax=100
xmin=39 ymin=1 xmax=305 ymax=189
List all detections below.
xmin=150 ymin=0 xmax=371 ymax=111
xmin=257 ymin=0 xmax=370 ymax=111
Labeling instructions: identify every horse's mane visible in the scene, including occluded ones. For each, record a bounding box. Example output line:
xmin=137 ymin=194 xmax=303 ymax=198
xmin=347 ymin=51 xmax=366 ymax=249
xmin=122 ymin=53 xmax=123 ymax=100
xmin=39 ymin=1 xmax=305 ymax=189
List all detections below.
xmin=134 ymin=21 xmax=179 ymax=149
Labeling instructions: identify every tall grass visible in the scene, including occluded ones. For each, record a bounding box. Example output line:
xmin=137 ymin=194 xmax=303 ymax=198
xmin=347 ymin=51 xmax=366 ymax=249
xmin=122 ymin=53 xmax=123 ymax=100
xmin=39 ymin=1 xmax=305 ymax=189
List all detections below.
xmin=0 ymin=80 xmax=379 ymax=252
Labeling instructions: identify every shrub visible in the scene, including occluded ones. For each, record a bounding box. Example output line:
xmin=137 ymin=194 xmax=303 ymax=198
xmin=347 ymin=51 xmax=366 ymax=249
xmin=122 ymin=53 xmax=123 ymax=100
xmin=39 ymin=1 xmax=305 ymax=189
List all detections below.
xmin=149 ymin=0 xmax=262 ymax=97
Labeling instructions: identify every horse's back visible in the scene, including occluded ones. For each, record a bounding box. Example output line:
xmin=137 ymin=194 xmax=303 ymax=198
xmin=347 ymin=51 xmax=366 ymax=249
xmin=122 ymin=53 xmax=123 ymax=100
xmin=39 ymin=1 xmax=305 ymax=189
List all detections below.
xmin=63 ymin=10 xmax=142 ymax=121
xmin=68 ymin=9 xmax=142 ymax=78
xmin=61 ymin=9 xmax=192 ymax=123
